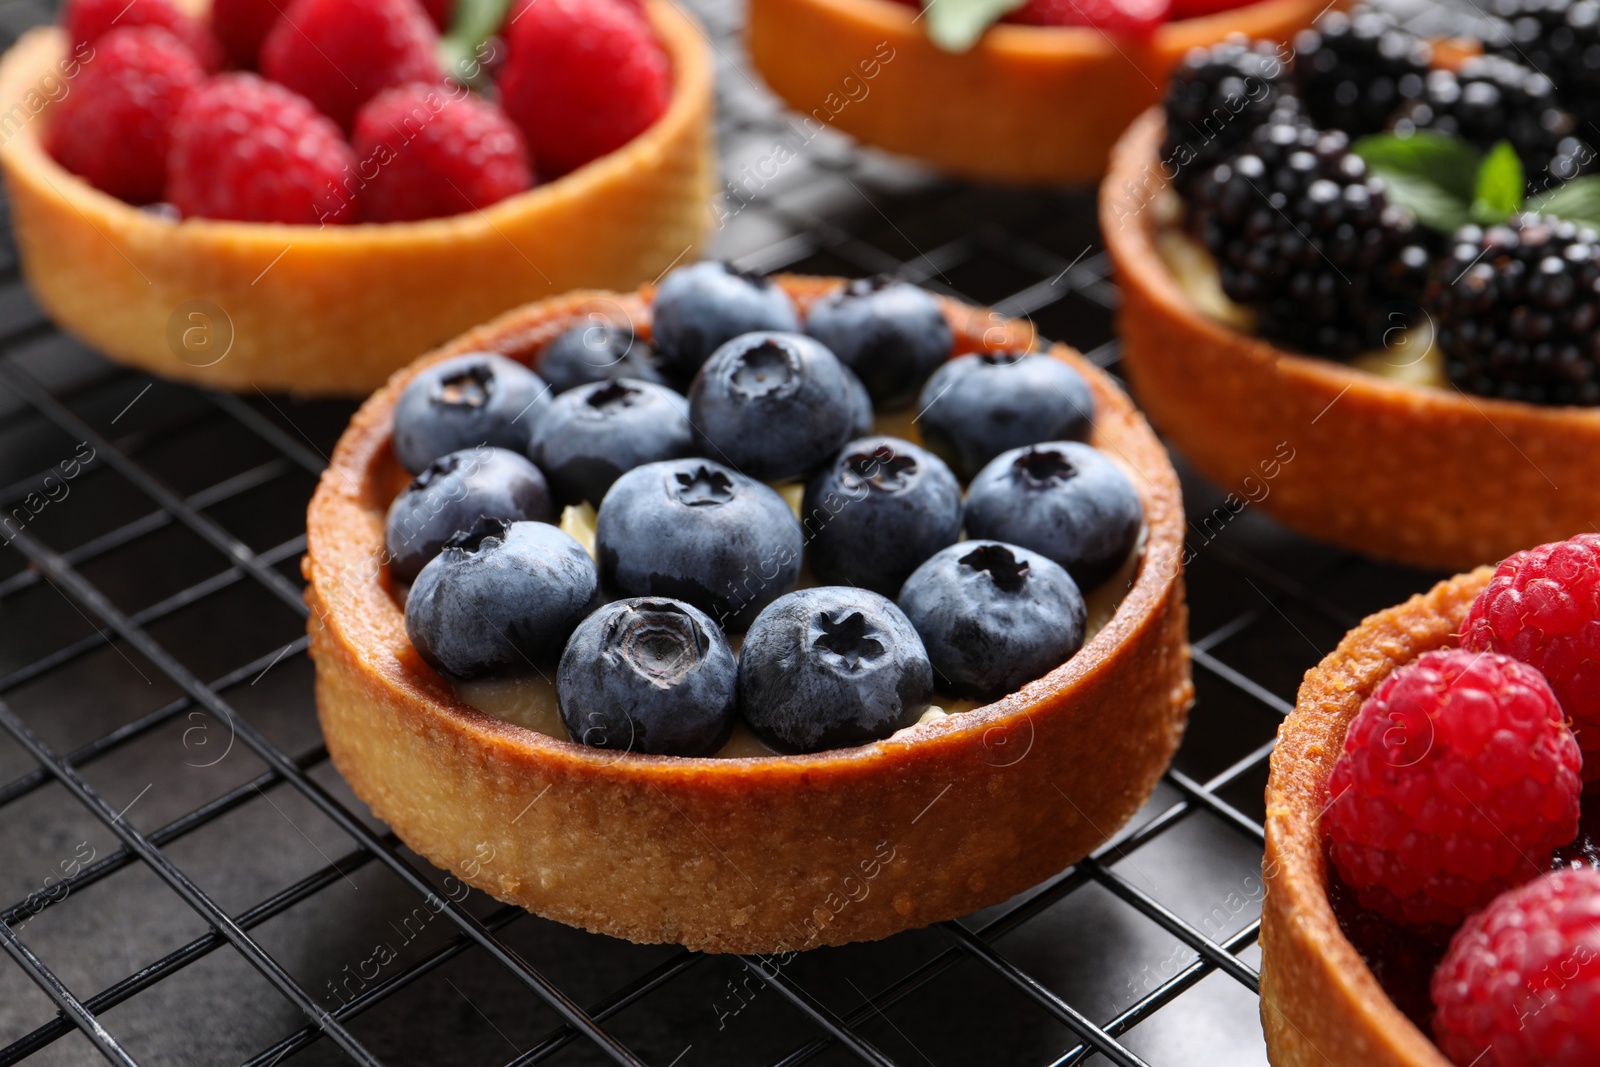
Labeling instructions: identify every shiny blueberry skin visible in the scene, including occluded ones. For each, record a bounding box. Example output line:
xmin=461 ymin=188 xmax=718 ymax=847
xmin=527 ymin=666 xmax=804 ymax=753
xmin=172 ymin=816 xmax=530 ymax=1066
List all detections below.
xmin=596 ymin=459 xmax=803 ymax=630
xmin=528 ymin=379 xmax=695 ymax=506
xmin=843 ymin=364 xmax=874 ymax=437
xmin=963 ymin=442 xmax=1142 ymax=590
xmin=651 ymin=261 xmax=800 ymax=380
xmin=916 ymin=351 xmax=1095 ymax=480
xmin=404 ymin=518 xmax=599 ymax=680
xmin=557 ymin=597 xmax=738 ymax=757
xmin=802 ymin=436 xmax=961 ymax=596
xmin=384 ymin=447 xmax=553 ymax=583
xmin=689 ymin=332 xmax=856 ymax=482
xmin=738 ymin=587 xmax=933 ymax=754
xmin=392 ymin=353 xmax=551 ymax=474
xmin=806 ymin=277 xmax=953 ymax=409
xmin=898 ymin=541 xmax=1086 ymax=701
xmin=537 ymin=321 xmax=665 ymax=394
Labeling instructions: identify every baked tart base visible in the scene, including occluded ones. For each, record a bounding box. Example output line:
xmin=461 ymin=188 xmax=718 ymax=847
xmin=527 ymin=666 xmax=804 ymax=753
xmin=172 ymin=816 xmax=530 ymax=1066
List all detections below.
xmin=1260 ymin=569 xmax=1489 ymax=1067
xmin=1102 ymin=109 xmax=1600 ymax=573
xmin=0 ymin=0 xmax=714 ymax=397
xmin=304 ymin=276 xmax=1192 ymax=953
xmin=746 ymin=0 xmax=1326 ymax=185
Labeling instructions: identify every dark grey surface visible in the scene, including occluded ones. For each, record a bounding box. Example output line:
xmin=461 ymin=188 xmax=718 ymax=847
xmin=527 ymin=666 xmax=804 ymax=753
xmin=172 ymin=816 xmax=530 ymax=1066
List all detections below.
xmin=0 ymin=0 xmax=1470 ymax=1063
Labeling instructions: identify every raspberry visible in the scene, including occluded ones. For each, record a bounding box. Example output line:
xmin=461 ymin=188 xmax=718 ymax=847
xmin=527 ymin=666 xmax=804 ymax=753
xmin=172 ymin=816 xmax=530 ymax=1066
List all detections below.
xmin=352 ymin=84 xmax=532 ymax=222
xmin=497 ymin=0 xmax=670 ymax=177
xmin=62 ymin=0 xmax=221 ymax=70
xmin=166 ymin=73 xmax=357 ymax=224
xmin=422 ymin=0 xmax=456 ymax=29
xmin=1463 ymin=533 xmax=1600 ymax=774
xmin=1325 ymin=649 xmax=1582 ymax=932
xmin=210 ymin=0 xmax=282 ymax=68
xmin=1432 ymin=868 xmax=1600 ymax=1067
xmin=1001 ymin=0 xmax=1170 ymax=36
xmin=259 ymin=0 xmax=441 ymax=129
xmin=46 ymin=27 xmax=204 ymax=204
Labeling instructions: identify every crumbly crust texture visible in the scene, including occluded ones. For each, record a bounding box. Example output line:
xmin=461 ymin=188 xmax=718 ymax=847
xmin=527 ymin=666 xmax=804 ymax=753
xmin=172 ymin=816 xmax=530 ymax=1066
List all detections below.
xmin=745 ymin=0 xmax=1325 ymax=184
xmin=1102 ymin=109 xmax=1600 ymax=572
xmin=1260 ymin=569 xmax=1491 ymax=1067
xmin=0 ymin=0 xmax=714 ymax=396
xmin=304 ymin=276 xmax=1192 ymax=953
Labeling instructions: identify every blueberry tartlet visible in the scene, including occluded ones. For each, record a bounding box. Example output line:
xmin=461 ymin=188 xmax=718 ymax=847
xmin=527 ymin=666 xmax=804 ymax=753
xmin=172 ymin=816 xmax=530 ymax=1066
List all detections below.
xmin=304 ymin=270 xmax=1189 ymax=952
xmin=1263 ymin=533 xmax=1600 ymax=1067
xmin=1101 ymin=6 xmax=1600 ymax=571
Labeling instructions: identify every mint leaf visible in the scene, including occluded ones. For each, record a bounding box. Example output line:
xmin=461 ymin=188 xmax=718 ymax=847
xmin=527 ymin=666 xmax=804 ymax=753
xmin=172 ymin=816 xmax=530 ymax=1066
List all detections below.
xmin=1531 ymin=176 xmax=1600 ymax=230
xmin=1367 ymin=171 xmax=1474 ymax=233
xmin=440 ymin=0 xmax=512 ymax=86
xmin=1470 ymin=141 xmax=1525 ymax=224
xmin=1353 ymin=131 xmax=1480 ymax=202
xmin=924 ymin=0 xmax=1027 ymax=52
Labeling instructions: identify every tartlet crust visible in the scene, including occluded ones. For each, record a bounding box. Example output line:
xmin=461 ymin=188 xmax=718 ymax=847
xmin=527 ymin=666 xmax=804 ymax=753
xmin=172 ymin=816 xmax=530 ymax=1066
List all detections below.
xmin=304 ymin=276 xmax=1192 ymax=953
xmin=745 ymin=0 xmax=1325 ymax=185
xmin=1259 ymin=569 xmax=1489 ymax=1066
xmin=1102 ymin=109 xmax=1600 ymax=572
xmin=0 ymin=0 xmax=714 ymax=397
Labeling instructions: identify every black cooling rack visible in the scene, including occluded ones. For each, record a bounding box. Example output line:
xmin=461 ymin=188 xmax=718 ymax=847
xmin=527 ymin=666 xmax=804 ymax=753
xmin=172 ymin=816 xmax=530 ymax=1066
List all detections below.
xmin=0 ymin=0 xmax=1474 ymax=1062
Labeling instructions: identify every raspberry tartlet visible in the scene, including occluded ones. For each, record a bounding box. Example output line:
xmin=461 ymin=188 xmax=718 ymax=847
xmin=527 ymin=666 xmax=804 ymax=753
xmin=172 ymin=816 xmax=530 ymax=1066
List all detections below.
xmin=0 ymin=0 xmax=713 ymax=395
xmin=1101 ymin=6 xmax=1600 ymax=571
xmin=1262 ymin=532 xmax=1600 ymax=1067
xmin=745 ymin=0 xmax=1324 ymax=184
xmin=304 ymin=271 xmax=1190 ymax=953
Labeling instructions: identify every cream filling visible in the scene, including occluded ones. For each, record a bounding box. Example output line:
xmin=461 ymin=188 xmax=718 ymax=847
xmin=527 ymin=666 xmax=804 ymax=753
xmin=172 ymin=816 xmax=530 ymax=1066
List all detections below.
xmin=1153 ymin=191 xmax=1448 ymax=390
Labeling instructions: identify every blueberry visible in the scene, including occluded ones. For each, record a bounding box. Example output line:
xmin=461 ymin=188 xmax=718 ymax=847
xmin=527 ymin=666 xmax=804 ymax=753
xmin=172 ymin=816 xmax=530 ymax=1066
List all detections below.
xmin=537 ymin=321 xmax=665 ymax=395
xmin=801 ymin=436 xmax=961 ymax=596
xmin=393 ymin=353 xmax=551 ymax=474
xmin=384 ymin=447 xmax=553 ymax=583
xmin=596 ymin=459 xmax=802 ymax=630
xmin=738 ymin=587 xmax=933 ymax=754
xmin=843 ymin=364 xmax=874 ymax=438
xmin=688 ymin=332 xmax=855 ymax=482
xmin=404 ymin=518 xmax=599 ymax=679
xmin=897 ymin=541 xmax=1086 ymax=701
xmin=652 ymin=261 xmax=800 ymax=380
xmin=963 ymin=442 xmax=1142 ymax=589
xmin=557 ymin=598 xmax=737 ymax=757
xmin=806 ymin=277 xmax=953 ymax=409
xmin=528 ymin=379 xmax=694 ymax=506
xmin=916 ymin=351 xmax=1095 ymax=480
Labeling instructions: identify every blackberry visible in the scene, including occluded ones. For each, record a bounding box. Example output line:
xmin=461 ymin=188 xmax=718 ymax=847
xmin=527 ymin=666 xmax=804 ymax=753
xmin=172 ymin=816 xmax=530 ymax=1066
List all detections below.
xmin=1189 ymin=120 xmax=1429 ymax=358
xmin=1393 ymin=56 xmax=1591 ymax=185
xmin=1426 ymin=215 xmax=1600 ymax=405
xmin=1161 ymin=35 xmax=1289 ymax=191
xmin=1485 ymin=0 xmax=1600 ymax=133
xmin=1291 ymin=7 xmax=1431 ymax=136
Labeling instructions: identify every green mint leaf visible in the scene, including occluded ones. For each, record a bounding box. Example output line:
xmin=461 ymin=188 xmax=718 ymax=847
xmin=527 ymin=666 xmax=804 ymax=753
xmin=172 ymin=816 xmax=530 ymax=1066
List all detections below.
xmin=923 ymin=0 xmax=1028 ymax=52
xmin=1530 ymin=176 xmax=1600 ymax=230
xmin=1470 ymin=141 xmax=1525 ymax=225
xmin=1365 ymin=170 xmax=1474 ymax=233
xmin=1353 ymin=130 xmax=1481 ymax=202
xmin=440 ymin=0 xmax=512 ymax=86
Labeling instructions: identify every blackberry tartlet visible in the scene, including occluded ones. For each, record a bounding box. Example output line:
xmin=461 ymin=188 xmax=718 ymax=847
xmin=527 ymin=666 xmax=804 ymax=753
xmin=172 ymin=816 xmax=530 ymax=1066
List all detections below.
xmin=304 ymin=273 xmax=1189 ymax=953
xmin=1101 ymin=6 xmax=1600 ymax=571
xmin=1262 ymin=533 xmax=1600 ymax=1067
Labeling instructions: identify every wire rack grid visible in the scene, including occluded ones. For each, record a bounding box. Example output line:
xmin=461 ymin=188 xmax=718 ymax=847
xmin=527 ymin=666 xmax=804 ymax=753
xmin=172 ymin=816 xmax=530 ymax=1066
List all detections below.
xmin=0 ymin=0 xmax=1464 ymax=1063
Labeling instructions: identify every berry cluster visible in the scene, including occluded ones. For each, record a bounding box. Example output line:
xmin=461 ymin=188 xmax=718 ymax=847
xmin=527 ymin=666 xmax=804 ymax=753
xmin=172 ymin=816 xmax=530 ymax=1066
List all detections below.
xmin=1323 ymin=532 xmax=1600 ymax=1066
xmin=386 ymin=265 xmax=1146 ymax=757
xmin=1162 ymin=4 xmax=1600 ymax=405
xmin=44 ymin=0 xmax=669 ymax=223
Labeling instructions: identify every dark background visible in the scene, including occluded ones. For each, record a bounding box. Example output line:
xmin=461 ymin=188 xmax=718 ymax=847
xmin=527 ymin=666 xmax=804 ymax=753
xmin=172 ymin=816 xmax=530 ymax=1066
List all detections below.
xmin=0 ymin=0 xmax=1480 ymax=1063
